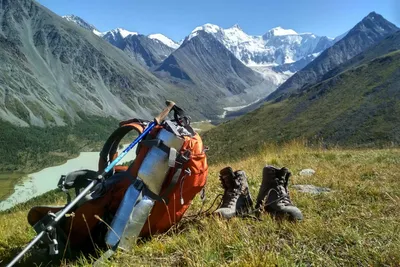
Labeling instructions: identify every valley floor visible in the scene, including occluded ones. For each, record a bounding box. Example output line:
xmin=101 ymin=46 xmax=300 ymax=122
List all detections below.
xmin=1 ymin=142 xmax=399 ymax=266
xmin=0 ymin=153 xmax=81 ymax=203
xmin=0 ymin=173 xmax=25 ymax=201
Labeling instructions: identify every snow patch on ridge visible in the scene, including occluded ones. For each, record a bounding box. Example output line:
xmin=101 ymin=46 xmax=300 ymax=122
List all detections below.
xmin=63 ymin=15 xmax=102 ymax=36
xmin=116 ymin=28 xmax=138 ymax=38
xmin=186 ymin=23 xmax=333 ymax=68
xmin=188 ymin=23 xmax=222 ymax=40
xmin=93 ymin=29 xmax=103 ymax=37
xmin=148 ymin=34 xmax=179 ymax=49
xmin=269 ymin=26 xmax=298 ymax=36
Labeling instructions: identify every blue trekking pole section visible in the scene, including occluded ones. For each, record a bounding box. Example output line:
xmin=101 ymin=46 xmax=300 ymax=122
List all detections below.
xmin=103 ymin=121 xmax=155 ymax=173
xmin=6 ymin=100 xmax=176 ymax=267
xmin=103 ymin=100 xmax=175 ymax=175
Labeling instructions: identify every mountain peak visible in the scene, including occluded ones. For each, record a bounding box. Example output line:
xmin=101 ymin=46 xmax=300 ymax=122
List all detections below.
xmin=188 ymin=23 xmax=222 ymax=40
xmin=148 ymin=33 xmax=179 ymax=49
xmin=268 ymin=26 xmax=298 ymax=36
xmin=269 ymin=11 xmax=399 ymax=101
xmin=366 ymin=11 xmax=379 ymax=18
xmin=111 ymin=28 xmax=138 ymax=38
xmin=63 ymin=14 xmax=79 ymax=20
xmin=230 ymin=24 xmax=242 ymax=30
xmin=363 ymin=11 xmax=386 ymax=23
xmin=62 ymin=14 xmax=99 ymax=34
xmin=191 ymin=23 xmax=221 ymax=34
xmin=350 ymin=11 xmax=399 ymax=35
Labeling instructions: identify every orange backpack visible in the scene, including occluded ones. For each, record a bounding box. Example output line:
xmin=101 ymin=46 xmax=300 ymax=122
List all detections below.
xmin=28 ymin=118 xmax=208 ymax=250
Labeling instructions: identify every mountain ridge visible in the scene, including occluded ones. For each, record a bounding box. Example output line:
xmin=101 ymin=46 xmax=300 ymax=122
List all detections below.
xmin=268 ymin=11 xmax=399 ymax=100
xmin=0 ymin=0 xmax=220 ymax=126
xmin=102 ymin=31 xmax=176 ymax=68
xmin=155 ymin=31 xmax=274 ymax=108
xmin=186 ymin=22 xmax=336 ymax=69
xmin=63 ymin=15 xmax=340 ymax=87
xmin=203 ymin=47 xmax=400 ymax=162
xmin=62 ymin=14 xmax=101 ymax=36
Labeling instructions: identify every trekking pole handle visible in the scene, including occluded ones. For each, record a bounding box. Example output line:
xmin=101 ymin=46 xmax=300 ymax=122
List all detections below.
xmin=154 ymin=100 xmax=175 ymax=124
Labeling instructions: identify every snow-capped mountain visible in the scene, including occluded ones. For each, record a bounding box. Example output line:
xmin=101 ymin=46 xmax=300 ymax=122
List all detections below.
xmin=62 ymin=15 xmax=180 ymax=49
xmin=187 ymin=23 xmax=334 ymax=67
xmin=104 ymin=28 xmax=138 ymax=39
xmin=98 ymin=28 xmax=176 ymax=68
xmin=118 ymin=34 xmax=177 ymax=68
xmin=102 ymin=28 xmax=139 ymax=47
xmin=62 ymin=14 xmax=333 ymax=87
xmin=270 ymin=11 xmax=400 ymax=100
xmin=62 ymin=15 xmax=102 ymax=36
xmin=61 ymin=15 xmax=178 ymax=69
xmin=103 ymin=30 xmax=179 ymax=49
xmin=156 ymin=30 xmax=272 ymax=108
xmin=148 ymin=34 xmax=180 ymax=49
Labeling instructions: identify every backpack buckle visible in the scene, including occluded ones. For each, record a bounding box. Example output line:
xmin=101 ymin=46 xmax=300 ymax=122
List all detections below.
xmin=57 ymin=175 xmax=66 ymax=190
xmin=178 ymin=150 xmax=191 ymax=163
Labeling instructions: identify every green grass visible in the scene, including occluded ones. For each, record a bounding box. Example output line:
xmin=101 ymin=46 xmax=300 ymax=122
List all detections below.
xmin=0 ymin=173 xmax=25 ymax=201
xmin=1 ymin=51 xmax=399 ymax=266
xmin=202 ymin=50 xmax=400 ymax=165
xmin=191 ymin=121 xmax=216 ymax=133
xmin=1 ymin=142 xmax=399 ymax=266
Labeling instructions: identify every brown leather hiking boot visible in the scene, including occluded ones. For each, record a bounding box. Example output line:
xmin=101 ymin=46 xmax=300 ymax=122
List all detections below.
xmin=214 ymin=167 xmax=253 ymax=219
xmin=255 ymin=166 xmax=303 ymax=221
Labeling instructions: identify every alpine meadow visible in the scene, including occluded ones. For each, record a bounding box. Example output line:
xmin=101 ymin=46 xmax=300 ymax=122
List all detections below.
xmin=0 ymin=0 xmax=399 ymax=266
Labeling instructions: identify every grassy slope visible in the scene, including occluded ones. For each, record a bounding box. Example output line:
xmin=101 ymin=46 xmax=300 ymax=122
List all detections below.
xmin=191 ymin=121 xmax=216 ymax=133
xmin=0 ymin=142 xmax=399 ymax=266
xmin=203 ymin=50 xmax=400 ymax=164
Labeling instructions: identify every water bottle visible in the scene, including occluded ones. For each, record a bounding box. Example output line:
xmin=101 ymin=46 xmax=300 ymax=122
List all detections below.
xmin=118 ymin=195 xmax=155 ymax=251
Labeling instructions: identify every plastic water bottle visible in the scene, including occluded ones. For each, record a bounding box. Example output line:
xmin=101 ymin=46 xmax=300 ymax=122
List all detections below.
xmin=105 ymin=184 xmax=141 ymax=248
xmin=118 ymin=196 xmax=155 ymax=251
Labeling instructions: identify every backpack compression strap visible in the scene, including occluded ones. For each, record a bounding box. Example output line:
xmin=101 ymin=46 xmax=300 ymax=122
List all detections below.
xmin=98 ymin=119 xmax=149 ymax=174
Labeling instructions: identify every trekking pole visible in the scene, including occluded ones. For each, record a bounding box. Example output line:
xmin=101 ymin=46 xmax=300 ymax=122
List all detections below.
xmin=6 ymin=100 xmax=176 ymax=267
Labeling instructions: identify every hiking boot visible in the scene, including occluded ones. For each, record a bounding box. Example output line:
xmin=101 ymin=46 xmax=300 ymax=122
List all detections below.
xmin=255 ymin=166 xmax=303 ymax=221
xmin=214 ymin=167 xmax=253 ymax=219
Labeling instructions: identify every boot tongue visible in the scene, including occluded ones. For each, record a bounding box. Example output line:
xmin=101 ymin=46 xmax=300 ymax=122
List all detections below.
xmin=222 ymin=187 xmax=240 ymax=208
xmin=225 ymin=176 xmax=240 ymax=189
xmin=219 ymin=167 xmax=235 ymax=189
xmin=276 ymin=168 xmax=289 ymax=192
xmin=275 ymin=177 xmax=287 ymax=193
xmin=275 ymin=176 xmax=292 ymax=205
xmin=220 ymin=176 xmax=241 ymax=207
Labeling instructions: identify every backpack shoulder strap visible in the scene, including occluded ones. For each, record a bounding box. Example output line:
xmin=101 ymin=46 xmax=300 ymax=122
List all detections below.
xmin=98 ymin=119 xmax=149 ymax=173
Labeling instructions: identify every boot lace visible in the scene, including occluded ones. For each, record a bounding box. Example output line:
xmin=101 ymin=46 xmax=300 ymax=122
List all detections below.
xmin=275 ymin=177 xmax=292 ymax=205
xmin=221 ymin=188 xmax=240 ymax=208
xmin=263 ymin=177 xmax=292 ymax=207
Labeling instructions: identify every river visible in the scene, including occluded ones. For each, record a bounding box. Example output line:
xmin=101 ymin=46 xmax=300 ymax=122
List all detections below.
xmin=217 ymin=98 xmax=262 ymax=119
xmin=0 ymin=144 xmax=136 ymax=211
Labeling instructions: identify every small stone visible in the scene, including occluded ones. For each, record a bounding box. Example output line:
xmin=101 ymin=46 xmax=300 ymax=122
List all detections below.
xmin=299 ymin=169 xmax=316 ymax=176
xmin=292 ymin=184 xmax=332 ymax=194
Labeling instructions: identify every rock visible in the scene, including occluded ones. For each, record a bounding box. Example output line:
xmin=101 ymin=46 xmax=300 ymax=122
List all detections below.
xmin=299 ymin=169 xmax=316 ymax=176
xmin=292 ymin=184 xmax=332 ymax=194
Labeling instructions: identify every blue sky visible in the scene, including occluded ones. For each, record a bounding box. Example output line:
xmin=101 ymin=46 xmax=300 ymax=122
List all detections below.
xmin=37 ymin=0 xmax=398 ymax=41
